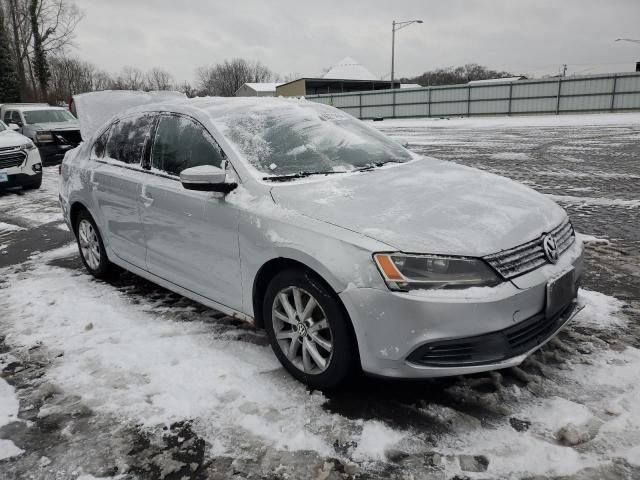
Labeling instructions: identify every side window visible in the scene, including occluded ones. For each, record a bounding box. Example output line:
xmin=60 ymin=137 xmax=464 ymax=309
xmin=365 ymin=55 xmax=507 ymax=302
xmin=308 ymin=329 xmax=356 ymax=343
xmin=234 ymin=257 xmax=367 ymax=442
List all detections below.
xmin=151 ymin=115 xmax=226 ymax=177
xmin=3 ymin=111 xmax=13 ymax=123
xmin=105 ymin=114 xmax=154 ymax=165
xmin=11 ymin=111 xmax=22 ymax=124
xmin=91 ymin=126 xmax=111 ymax=158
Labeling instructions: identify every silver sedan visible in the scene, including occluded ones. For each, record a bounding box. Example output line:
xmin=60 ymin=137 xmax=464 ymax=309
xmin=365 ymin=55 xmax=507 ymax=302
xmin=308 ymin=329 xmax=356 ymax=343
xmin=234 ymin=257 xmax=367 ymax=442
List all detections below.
xmin=60 ymin=95 xmax=584 ymax=390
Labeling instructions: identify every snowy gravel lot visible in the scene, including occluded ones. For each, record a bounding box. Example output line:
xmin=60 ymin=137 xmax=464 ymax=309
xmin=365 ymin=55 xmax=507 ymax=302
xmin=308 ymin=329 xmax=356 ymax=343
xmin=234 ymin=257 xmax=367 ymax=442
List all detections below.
xmin=1 ymin=113 xmax=639 ymax=479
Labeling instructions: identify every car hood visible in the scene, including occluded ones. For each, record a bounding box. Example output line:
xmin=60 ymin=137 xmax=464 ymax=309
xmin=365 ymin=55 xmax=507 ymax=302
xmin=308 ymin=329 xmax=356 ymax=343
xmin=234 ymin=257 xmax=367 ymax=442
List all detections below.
xmin=270 ymin=157 xmax=567 ymax=257
xmin=0 ymin=129 xmax=29 ymax=148
xmin=30 ymin=121 xmax=79 ymax=131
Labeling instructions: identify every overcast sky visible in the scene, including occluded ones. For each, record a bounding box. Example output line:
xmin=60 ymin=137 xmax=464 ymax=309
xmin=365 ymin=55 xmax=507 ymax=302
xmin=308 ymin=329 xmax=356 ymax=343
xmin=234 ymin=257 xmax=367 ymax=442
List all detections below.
xmin=74 ymin=0 xmax=640 ymax=83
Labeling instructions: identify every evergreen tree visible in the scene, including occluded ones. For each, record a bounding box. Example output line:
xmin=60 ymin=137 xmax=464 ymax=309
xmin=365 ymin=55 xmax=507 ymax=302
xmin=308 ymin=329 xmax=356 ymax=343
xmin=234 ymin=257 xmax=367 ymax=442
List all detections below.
xmin=0 ymin=4 xmax=21 ymax=103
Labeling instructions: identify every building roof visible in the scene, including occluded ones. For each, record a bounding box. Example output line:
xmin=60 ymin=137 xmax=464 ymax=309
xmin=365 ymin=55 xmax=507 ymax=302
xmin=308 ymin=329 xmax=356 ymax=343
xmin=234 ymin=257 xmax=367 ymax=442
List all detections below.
xmin=322 ymin=57 xmax=377 ymax=80
xmin=467 ymin=76 xmax=526 ymax=85
xmin=400 ymin=83 xmax=423 ymax=89
xmin=242 ymin=82 xmax=283 ymax=92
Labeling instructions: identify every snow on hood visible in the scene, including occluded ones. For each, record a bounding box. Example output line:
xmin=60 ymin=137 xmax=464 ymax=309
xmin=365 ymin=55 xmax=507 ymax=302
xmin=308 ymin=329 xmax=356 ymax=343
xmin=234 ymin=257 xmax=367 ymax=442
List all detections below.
xmin=270 ymin=157 xmax=567 ymax=257
xmin=0 ymin=128 xmax=30 ymax=148
xmin=72 ymin=90 xmax=186 ymax=140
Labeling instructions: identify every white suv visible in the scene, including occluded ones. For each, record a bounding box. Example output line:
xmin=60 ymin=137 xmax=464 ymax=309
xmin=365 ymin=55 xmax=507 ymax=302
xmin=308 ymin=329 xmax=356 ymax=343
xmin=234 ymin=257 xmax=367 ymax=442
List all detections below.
xmin=0 ymin=120 xmax=43 ymax=190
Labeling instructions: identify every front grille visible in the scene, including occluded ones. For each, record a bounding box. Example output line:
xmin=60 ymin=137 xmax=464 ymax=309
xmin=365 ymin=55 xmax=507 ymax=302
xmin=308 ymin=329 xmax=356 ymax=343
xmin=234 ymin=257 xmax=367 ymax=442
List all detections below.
xmin=484 ymin=219 xmax=575 ymax=279
xmin=53 ymin=130 xmax=81 ymax=145
xmin=407 ymin=302 xmax=577 ymax=367
xmin=0 ymin=150 xmax=27 ymax=169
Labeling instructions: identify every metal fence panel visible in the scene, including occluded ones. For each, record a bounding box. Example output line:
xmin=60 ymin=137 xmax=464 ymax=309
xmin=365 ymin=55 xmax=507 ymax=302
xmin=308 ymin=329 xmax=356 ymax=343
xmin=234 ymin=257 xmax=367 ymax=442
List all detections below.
xmin=616 ymin=76 xmax=640 ymax=93
xmin=511 ymin=81 xmax=558 ymax=98
xmin=470 ymin=85 xmax=510 ymax=100
xmin=304 ymin=73 xmax=640 ymax=119
xmin=562 ymin=78 xmax=614 ymax=95
xmin=511 ymin=97 xmax=557 ymax=113
xmin=332 ymin=95 xmax=360 ymax=108
xmin=615 ymin=92 xmax=640 ymax=109
xmin=560 ymin=94 xmax=611 ymax=111
xmin=470 ymin=99 xmax=510 ymax=115
xmin=396 ymin=89 xmax=430 ymax=104
xmin=362 ymin=92 xmax=393 ymax=106
xmin=431 ymin=87 xmax=468 ymax=102
xmin=395 ymin=103 xmax=430 ymax=117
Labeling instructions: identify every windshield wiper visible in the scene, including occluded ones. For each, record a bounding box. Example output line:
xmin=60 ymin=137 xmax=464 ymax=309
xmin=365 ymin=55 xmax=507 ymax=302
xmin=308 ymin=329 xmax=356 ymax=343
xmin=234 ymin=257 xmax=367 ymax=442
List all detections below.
xmin=263 ymin=171 xmax=343 ymax=182
xmin=355 ymin=160 xmax=403 ymax=172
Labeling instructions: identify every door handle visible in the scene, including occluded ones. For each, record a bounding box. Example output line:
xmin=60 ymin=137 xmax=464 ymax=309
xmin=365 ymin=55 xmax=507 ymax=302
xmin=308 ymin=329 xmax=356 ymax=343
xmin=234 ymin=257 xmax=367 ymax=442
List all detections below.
xmin=140 ymin=193 xmax=154 ymax=207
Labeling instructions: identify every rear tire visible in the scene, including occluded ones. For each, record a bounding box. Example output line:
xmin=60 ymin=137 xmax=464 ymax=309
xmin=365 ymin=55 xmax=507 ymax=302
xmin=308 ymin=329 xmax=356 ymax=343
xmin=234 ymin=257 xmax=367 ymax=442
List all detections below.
xmin=74 ymin=210 xmax=118 ymax=279
xmin=263 ymin=268 xmax=357 ymax=390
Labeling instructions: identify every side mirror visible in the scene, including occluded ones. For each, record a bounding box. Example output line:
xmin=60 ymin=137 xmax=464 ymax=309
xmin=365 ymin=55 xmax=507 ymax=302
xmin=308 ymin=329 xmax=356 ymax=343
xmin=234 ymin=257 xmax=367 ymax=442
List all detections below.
xmin=180 ymin=165 xmax=237 ymax=193
xmin=8 ymin=123 xmax=20 ymax=131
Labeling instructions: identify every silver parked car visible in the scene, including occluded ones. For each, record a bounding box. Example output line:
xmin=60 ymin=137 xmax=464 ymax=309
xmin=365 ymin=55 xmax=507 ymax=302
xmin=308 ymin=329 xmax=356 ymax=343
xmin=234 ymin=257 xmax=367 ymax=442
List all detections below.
xmin=60 ymin=95 xmax=584 ymax=389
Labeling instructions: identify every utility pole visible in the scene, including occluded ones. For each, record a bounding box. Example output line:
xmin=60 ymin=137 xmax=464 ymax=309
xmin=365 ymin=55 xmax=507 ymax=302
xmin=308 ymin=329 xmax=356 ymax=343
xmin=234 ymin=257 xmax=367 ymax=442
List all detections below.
xmin=390 ymin=19 xmax=423 ymax=89
xmin=561 ymin=64 xmax=568 ymax=77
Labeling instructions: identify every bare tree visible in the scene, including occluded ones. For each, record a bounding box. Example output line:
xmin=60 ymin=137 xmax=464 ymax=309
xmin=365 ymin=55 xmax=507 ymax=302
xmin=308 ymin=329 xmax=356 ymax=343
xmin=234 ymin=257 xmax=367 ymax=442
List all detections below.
xmin=146 ymin=67 xmax=174 ymax=90
xmin=408 ymin=64 xmax=518 ymax=87
xmin=48 ymin=54 xmax=112 ymax=102
xmin=196 ymin=58 xmax=275 ymax=97
xmin=1 ymin=0 xmax=82 ymax=99
xmin=112 ymin=66 xmax=146 ymax=90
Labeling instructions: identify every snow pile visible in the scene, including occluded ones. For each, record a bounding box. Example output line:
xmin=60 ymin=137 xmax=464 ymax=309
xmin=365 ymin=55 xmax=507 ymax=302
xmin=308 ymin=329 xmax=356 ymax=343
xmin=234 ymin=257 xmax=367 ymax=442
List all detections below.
xmin=0 ymin=378 xmax=23 ymax=460
xmin=73 ymin=90 xmax=186 ymax=140
xmin=0 ymin=248 xmax=402 ymax=461
xmin=578 ymin=289 xmax=626 ymax=329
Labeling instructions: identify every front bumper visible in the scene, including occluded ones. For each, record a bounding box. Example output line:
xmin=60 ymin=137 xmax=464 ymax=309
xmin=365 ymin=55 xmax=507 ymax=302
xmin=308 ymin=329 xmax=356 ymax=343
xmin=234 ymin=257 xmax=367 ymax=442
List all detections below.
xmin=339 ymin=239 xmax=584 ymax=378
xmin=0 ymin=171 xmax=42 ymax=190
xmin=37 ymin=144 xmax=77 ymax=165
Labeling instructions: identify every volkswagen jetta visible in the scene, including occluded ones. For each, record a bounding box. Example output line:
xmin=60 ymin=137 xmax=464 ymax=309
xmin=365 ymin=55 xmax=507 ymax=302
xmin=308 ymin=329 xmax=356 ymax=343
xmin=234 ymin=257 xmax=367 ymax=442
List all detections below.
xmin=60 ymin=94 xmax=584 ymax=389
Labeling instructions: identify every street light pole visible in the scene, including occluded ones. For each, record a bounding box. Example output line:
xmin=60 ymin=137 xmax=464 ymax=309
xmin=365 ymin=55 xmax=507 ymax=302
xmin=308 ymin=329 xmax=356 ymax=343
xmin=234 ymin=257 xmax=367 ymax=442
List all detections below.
xmin=390 ymin=19 xmax=423 ymax=89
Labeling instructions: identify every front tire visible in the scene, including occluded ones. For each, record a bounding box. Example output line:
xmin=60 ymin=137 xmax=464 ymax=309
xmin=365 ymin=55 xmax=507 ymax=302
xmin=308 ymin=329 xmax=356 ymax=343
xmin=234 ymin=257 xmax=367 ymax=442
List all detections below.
xmin=264 ymin=268 xmax=357 ymax=390
xmin=74 ymin=210 xmax=117 ymax=279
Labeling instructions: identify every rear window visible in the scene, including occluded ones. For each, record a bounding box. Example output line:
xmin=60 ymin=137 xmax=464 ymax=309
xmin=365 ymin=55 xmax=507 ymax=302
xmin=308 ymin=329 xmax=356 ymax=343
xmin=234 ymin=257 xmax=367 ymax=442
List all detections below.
xmin=105 ymin=114 xmax=154 ymax=165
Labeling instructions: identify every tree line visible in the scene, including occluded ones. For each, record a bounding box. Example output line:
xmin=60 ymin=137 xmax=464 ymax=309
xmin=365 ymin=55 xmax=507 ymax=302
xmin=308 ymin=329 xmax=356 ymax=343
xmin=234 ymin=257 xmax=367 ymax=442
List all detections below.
xmin=0 ymin=0 xmax=518 ymax=105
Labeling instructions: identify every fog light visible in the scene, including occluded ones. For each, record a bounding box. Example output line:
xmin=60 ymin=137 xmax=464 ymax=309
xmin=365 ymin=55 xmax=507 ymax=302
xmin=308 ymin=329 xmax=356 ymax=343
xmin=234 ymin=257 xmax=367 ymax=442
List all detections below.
xmin=32 ymin=163 xmax=42 ymax=172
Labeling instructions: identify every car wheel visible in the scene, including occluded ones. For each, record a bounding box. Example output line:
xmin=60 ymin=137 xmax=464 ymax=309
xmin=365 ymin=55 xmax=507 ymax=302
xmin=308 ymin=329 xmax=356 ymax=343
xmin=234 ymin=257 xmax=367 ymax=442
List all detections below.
xmin=264 ymin=268 xmax=357 ymax=390
xmin=22 ymin=178 xmax=42 ymax=190
xmin=75 ymin=210 xmax=117 ymax=279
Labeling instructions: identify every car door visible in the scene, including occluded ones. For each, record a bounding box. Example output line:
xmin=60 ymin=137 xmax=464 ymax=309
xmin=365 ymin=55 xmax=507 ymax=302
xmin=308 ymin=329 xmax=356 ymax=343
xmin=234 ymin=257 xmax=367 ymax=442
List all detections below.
xmin=141 ymin=113 xmax=243 ymax=311
xmin=91 ymin=113 xmax=154 ymax=269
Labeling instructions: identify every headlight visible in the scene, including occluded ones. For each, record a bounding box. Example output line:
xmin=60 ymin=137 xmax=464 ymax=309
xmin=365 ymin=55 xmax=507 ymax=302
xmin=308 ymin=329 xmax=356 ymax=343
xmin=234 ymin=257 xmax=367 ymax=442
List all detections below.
xmin=35 ymin=131 xmax=54 ymax=144
xmin=20 ymin=141 xmax=35 ymax=151
xmin=373 ymin=253 xmax=501 ymax=291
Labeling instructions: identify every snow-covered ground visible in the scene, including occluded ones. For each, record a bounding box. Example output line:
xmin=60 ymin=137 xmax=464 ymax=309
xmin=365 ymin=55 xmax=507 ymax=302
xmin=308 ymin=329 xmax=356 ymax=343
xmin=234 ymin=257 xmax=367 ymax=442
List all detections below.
xmin=1 ymin=113 xmax=639 ymax=479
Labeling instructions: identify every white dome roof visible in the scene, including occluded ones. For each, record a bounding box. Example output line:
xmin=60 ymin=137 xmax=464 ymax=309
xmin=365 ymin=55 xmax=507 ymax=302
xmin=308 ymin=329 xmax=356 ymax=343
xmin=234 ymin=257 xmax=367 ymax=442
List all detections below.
xmin=322 ymin=57 xmax=377 ymax=80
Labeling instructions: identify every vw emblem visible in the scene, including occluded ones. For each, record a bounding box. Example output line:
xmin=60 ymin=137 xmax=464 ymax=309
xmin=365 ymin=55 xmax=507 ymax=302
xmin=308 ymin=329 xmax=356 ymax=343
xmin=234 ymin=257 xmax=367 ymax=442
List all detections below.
xmin=542 ymin=234 xmax=559 ymax=264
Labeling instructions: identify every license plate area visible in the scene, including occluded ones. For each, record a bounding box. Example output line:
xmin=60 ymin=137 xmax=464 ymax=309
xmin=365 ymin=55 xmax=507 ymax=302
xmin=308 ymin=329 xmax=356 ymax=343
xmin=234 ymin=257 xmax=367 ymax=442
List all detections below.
xmin=0 ymin=172 xmax=8 ymax=182
xmin=546 ymin=268 xmax=576 ymax=318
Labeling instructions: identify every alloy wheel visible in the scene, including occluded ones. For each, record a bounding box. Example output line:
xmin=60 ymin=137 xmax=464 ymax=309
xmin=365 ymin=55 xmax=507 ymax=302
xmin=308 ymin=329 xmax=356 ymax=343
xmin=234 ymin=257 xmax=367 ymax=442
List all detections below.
xmin=272 ymin=286 xmax=333 ymax=374
xmin=78 ymin=219 xmax=101 ymax=271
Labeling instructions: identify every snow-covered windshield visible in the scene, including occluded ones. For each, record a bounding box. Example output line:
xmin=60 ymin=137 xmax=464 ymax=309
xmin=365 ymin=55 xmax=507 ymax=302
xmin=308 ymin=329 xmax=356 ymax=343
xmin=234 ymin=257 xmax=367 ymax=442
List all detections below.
xmin=22 ymin=109 xmax=76 ymax=124
xmin=211 ymin=100 xmax=412 ymax=177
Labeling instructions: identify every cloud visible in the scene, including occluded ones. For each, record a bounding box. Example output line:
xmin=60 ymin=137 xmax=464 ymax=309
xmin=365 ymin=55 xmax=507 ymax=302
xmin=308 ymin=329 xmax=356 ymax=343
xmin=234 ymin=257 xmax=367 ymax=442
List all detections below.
xmin=73 ymin=0 xmax=640 ymax=83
